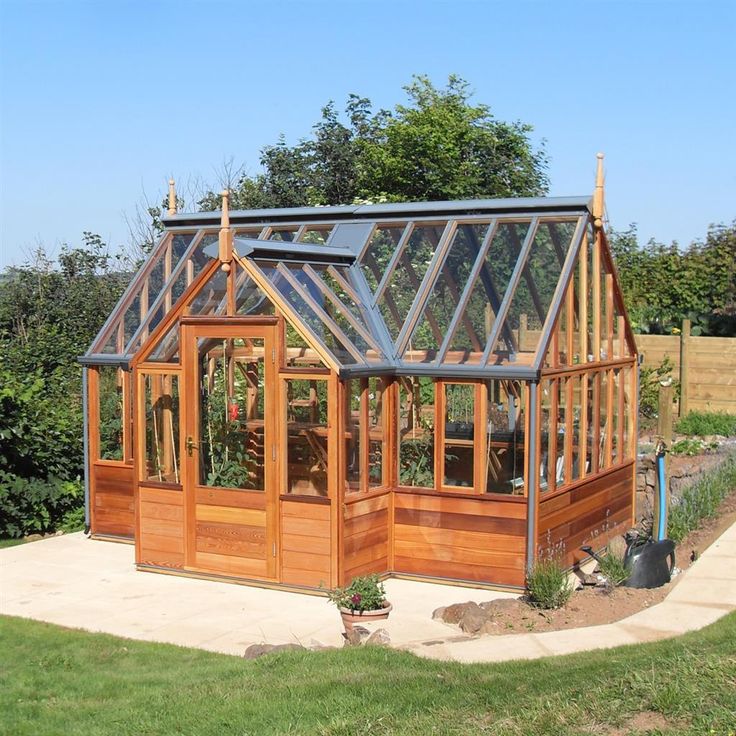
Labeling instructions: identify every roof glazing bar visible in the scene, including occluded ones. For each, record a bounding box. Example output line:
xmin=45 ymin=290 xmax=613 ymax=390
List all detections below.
xmin=480 ymin=217 xmax=540 ymax=364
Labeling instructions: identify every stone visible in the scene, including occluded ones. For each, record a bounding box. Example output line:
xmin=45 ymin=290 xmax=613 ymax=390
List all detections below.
xmin=343 ymin=625 xmax=370 ymax=646
xmin=431 ymin=606 xmax=446 ymax=621
xmin=366 ymin=628 xmax=391 ymax=646
xmin=458 ymin=610 xmax=488 ymax=635
xmin=435 ymin=601 xmax=484 ymax=625
xmin=480 ymin=598 xmax=523 ymax=614
xmin=636 ymin=473 xmax=647 ymax=492
xmin=244 ymin=643 xmax=305 ymax=659
xmin=645 ymin=469 xmax=656 ymax=488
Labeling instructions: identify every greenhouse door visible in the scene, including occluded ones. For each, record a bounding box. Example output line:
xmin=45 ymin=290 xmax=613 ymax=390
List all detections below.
xmin=181 ymin=319 xmax=279 ymax=581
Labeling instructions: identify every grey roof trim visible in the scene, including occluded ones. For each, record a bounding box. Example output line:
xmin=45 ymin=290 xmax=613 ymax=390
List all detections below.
xmin=162 ymin=197 xmax=592 ymax=229
xmin=338 ymin=362 xmax=539 ymax=381
xmin=232 ymin=237 xmax=355 ymax=265
xmin=78 ymin=354 xmax=132 ymax=369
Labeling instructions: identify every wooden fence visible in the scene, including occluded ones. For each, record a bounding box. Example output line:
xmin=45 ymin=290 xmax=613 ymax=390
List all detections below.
xmin=515 ymin=316 xmax=736 ymax=415
xmin=636 ymin=320 xmax=736 ymax=415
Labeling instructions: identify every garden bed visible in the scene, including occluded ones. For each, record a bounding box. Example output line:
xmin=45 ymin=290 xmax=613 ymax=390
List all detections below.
xmin=435 ymin=469 xmax=736 ymax=637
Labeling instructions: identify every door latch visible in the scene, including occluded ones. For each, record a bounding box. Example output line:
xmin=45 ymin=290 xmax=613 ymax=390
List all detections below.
xmin=185 ymin=436 xmax=198 ymax=456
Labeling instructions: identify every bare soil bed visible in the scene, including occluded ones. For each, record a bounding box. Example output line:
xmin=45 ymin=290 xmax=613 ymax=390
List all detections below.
xmin=438 ymin=485 xmax=736 ymax=636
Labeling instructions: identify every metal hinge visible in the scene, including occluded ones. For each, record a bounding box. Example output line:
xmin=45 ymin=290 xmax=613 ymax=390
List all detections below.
xmin=271 ymin=445 xmax=276 ymax=461
xmin=272 ymin=542 xmax=277 ymax=557
xmin=271 ymin=346 xmax=276 ymax=363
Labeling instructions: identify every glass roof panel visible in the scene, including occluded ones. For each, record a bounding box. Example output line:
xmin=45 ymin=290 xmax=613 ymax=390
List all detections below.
xmin=441 ymin=221 xmax=530 ymax=364
xmin=359 ymin=225 xmax=403 ymax=294
xmin=255 ymin=260 xmax=362 ymax=366
xmin=188 ymin=267 xmax=228 ymax=315
xmin=269 ymin=228 xmax=297 ymax=242
xmin=146 ymin=322 xmax=179 ymax=363
xmin=488 ymin=219 xmax=579 ymax=364
xmin=377 ymin=223 xmax=446 ymax=340
xmin=171 ymin=233 xmax=195 ymax=264
xmin=299 ymin=264 xmax=385 ymax=362
xmin=403 ymin=223 xmax=489 ymax=364
xmin=299 ymin=227 xmax=333 ymax=244
xmin=235 ymin=265 xmax=275 ymax=316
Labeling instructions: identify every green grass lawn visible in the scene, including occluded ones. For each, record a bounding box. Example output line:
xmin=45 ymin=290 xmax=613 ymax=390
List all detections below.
xmin=1 ymin=615 xmax=735 ymax=735
xmin=0 ymin=537 xmax=27 ymax=549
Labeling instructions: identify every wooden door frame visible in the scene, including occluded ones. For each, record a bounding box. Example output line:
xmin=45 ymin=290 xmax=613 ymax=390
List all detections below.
xmin=180 ymin=317 xmax=280 ymax=581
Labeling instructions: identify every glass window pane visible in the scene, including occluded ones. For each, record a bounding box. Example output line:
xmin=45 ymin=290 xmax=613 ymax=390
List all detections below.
xmin=270 ymin=228 xmax=297 ymax=242
xmin=490 ymin=219 xmax=578 ymax=364
xmin=198 ymin=338 xmax=266 ymax=490
xmin=398 ymin=377 xmax=435 ymax=488
xmin=98 ymin=367 xmax=124 ymax=460
xmin=144 ymin=373 xmax=180 ymax=484
xmin=360 ymin=225 xmax=404 ymax=293
xmin=539 ymin=379 xmax=552 ymax=493
xmin=344 ymin=379 xmax=362 ymax=493
xmin=445 ymin=222 xmax=530 ymax=364
xmin=405 ymin=224 xmax=489 ymax=364
xmin=378 ymin=223 xmax=446 ymax=341
xmin=171 ymin=233 xmax=195 ymax=267
xmin=285 ymin=379 xmax=329 ymax=496
xmin=485 ymin=380 xmax=526 ymax=494
xmin=368 ymin=377 xmax=386 ymax=488
xmin=443 ymin=383 xmax=475 ymax=488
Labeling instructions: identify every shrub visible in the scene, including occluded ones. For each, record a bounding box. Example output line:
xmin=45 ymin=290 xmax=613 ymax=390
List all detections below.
xmin=674 ymin=410 xmax=736 ymax=438
xmin=597 ymin=549 xmax=629 ymax=587
xmin=0 ymin=473 xmax=83 ymax=538
xmin=639 ymin=357 xmax=679 ymax=419
xmin=670 ymin=438 xmax=718 ymax=456
xmin=326 ymin=574 xmax=387 ymax=612
xmin=668 ymin=453 xmax=736 ymax=543
xmin=526 ymin=559 xmax=572 ymax=609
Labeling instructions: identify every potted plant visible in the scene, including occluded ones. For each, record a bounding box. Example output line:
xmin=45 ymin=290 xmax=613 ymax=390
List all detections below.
xmin=326 ymin=574 xmax=392 ymax=630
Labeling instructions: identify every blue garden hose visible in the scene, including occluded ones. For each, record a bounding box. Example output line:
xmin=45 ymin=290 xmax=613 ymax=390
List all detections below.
xmin=655 ymin=440 xmax=667 ymax=541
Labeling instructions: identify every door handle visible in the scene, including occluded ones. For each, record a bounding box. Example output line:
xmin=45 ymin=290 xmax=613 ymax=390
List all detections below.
xmin=186 ymin=436 xmax=198 ymax=456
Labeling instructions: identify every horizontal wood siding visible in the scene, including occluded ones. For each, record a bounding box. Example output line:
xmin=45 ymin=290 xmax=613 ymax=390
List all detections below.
xmin=342 ymin=492 xmax=389 ymax=583
xmin=194 ymin=488 xmax=268 ymax=579
xmin=138 ymin=485 xmax=184 ymax=568
xmin=281 ymin=499 xmax=331 ymax=588
xmin=92 ymin=463 xmax=134 ymax=538
xmin=393 ymin=492 xmax=527 ymax=587
xmin=537 ymin=462 xmax=633 ymax=568
xmin=686 ymin=337 xmax=736 ymax=413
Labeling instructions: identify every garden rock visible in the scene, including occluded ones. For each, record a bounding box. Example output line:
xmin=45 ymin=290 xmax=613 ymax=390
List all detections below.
xmin=366 ymin=628 xmax=391 ymax=646
xmin=433 ymin=601 xmax=484 ymax=625
xmin=343 ymin=625 xmax=371 ymax=646
xmin=480 ymin=598 xmax=524 ymax=615
xmin=243 ymin=643 xmax=305 ymax=659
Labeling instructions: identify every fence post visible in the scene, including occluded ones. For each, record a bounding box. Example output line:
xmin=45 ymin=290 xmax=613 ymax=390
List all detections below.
xmin=679 ymin=318 xmax=690 ymax=416
xmin=519 ymin=313 xmax=528 ymax=352
xmin=658 ymin=378 xmax=673 ymax=447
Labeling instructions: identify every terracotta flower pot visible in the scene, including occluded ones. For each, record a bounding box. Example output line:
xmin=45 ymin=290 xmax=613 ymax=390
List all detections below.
xmin=339 ymin=601 xmax=392 ymax=631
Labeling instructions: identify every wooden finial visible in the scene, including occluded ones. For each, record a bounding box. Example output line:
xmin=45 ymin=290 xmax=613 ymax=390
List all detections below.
xmin=593 ymin=152 xmax=605 ymax=228
xmin=168 ymin=179 xmax=177 ymax=216
xmin=218 ymin=189 xmax=232 ymax=271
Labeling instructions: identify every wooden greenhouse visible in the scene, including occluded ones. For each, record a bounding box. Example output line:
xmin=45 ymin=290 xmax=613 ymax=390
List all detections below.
xmin=81 ymin=157 xmax=638 ymax=591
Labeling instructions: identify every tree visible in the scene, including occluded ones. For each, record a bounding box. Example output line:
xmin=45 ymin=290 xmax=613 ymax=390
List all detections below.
xmin=199 ymin=75 xmax=548 ymax=210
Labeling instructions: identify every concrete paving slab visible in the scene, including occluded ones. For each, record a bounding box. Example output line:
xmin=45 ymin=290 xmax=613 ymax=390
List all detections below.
xmin=2 ymin=519 xmax=735 ymax=663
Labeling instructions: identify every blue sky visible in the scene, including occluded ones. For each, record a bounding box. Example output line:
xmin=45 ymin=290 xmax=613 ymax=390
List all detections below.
xmin=1 ymin=0 xmax=734 ymax=269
